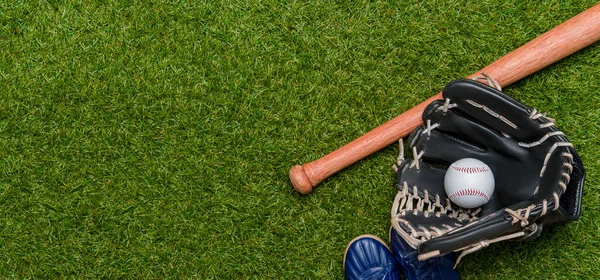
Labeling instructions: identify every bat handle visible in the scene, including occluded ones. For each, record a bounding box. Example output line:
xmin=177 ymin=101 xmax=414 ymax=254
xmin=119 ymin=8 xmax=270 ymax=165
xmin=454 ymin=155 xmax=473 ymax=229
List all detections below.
xmin=290 ymin=94 xmax=441 ymax=194
xmin=290 ymin=165 xmax=313 ymax=195
xmin=291 ymin=3 xmax=600 ymax=194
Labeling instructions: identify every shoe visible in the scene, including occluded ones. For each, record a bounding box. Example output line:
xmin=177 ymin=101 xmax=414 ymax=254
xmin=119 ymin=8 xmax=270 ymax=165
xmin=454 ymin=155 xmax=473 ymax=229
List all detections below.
xmin=389 ymin=228 xmax=459 ymax=280
xmin=344 ymin=234 xmax=402 ymax=280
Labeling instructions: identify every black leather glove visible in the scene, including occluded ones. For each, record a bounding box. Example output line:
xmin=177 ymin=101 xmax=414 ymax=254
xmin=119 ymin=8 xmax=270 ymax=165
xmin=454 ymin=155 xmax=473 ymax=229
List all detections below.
xmin=391 ymin=78 xmax=585 ymax=264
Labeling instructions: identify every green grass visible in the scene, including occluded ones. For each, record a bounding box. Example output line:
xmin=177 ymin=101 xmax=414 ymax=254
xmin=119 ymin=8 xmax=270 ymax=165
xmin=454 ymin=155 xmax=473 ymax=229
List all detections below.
xmin=1 ymin=0 xmax=599 ymax=278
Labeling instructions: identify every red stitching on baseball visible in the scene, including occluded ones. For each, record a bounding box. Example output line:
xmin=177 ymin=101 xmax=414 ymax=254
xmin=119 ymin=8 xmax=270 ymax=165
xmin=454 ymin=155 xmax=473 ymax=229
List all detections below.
xmin=451 ymin=165 xmax=490 ymax=174
xmin=448 ymin=188 xmax=489 ymax=201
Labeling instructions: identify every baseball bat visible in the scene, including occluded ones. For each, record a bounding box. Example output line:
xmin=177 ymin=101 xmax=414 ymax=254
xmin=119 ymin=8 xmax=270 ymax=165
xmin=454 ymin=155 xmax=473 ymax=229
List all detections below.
xmin=290 ymin=4 xmax=600 ymax=194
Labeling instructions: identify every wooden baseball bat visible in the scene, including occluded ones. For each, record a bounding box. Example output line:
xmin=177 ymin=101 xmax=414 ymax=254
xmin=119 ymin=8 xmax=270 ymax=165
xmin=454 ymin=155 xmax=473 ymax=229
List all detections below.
xmin=290 ymin=4 xmax=600 ymax=194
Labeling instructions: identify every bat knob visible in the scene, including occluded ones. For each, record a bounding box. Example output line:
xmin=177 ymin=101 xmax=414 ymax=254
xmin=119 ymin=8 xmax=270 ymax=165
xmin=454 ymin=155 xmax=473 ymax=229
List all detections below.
xmin=290 ymin=165 xmax=314 ymax=194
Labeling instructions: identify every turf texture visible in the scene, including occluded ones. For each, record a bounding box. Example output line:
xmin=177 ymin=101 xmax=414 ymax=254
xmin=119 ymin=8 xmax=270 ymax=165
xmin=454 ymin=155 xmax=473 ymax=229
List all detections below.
xmin=1 ymin=0 xmax=599 ymax=279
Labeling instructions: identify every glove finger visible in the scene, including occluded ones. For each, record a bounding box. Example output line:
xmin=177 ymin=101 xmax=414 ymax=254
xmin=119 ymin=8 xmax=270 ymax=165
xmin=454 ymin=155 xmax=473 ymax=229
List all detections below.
xmin=417 ymin=208 xmax=521 ymax=258
xmin=424 ymin=99 xmax=523 ymax=157
xmin=410 ymin=98 xmax=529 ymax=169
xmin=442 ymin=79 xmax=548 ymax=142
xmin=553 ymin=148 xmax=585 ymax=222
xmin=409 ymin=130 xmax=482 ymax=168
xmin=535 ymin=145 xmax=570 ymax=201
xmin=535 ymin=145 xmax=583 ymax=224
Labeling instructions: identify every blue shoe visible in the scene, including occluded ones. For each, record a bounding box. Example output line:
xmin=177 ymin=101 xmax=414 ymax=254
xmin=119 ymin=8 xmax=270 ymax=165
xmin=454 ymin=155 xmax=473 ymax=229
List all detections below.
xmin=389 ymin=228 xmax=459 ymax=280
xmin=344 ymin=235 xmax=402 ymax=280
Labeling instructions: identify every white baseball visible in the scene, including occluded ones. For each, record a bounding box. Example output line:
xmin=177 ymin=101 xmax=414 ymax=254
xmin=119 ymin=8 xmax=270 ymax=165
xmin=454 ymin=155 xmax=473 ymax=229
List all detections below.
xmin=444 ymin=158 xmax=495 ymax=208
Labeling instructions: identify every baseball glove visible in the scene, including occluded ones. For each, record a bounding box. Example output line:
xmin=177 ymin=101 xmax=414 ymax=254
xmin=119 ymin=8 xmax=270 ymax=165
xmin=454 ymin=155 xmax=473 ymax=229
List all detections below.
xmin=391 ymin=77 xmax=585 ymax=265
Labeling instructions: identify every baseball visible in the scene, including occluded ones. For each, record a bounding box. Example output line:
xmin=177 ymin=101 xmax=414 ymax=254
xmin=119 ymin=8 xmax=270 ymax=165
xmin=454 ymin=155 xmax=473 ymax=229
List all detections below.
xmin=444 ymin=158 xmax=495 ymax=208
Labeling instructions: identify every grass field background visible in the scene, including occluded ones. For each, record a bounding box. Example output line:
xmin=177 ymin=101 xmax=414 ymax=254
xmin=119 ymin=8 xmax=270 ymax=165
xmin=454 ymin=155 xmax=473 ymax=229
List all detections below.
xmin=1 ymin=0 xmax=600 ymax=278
